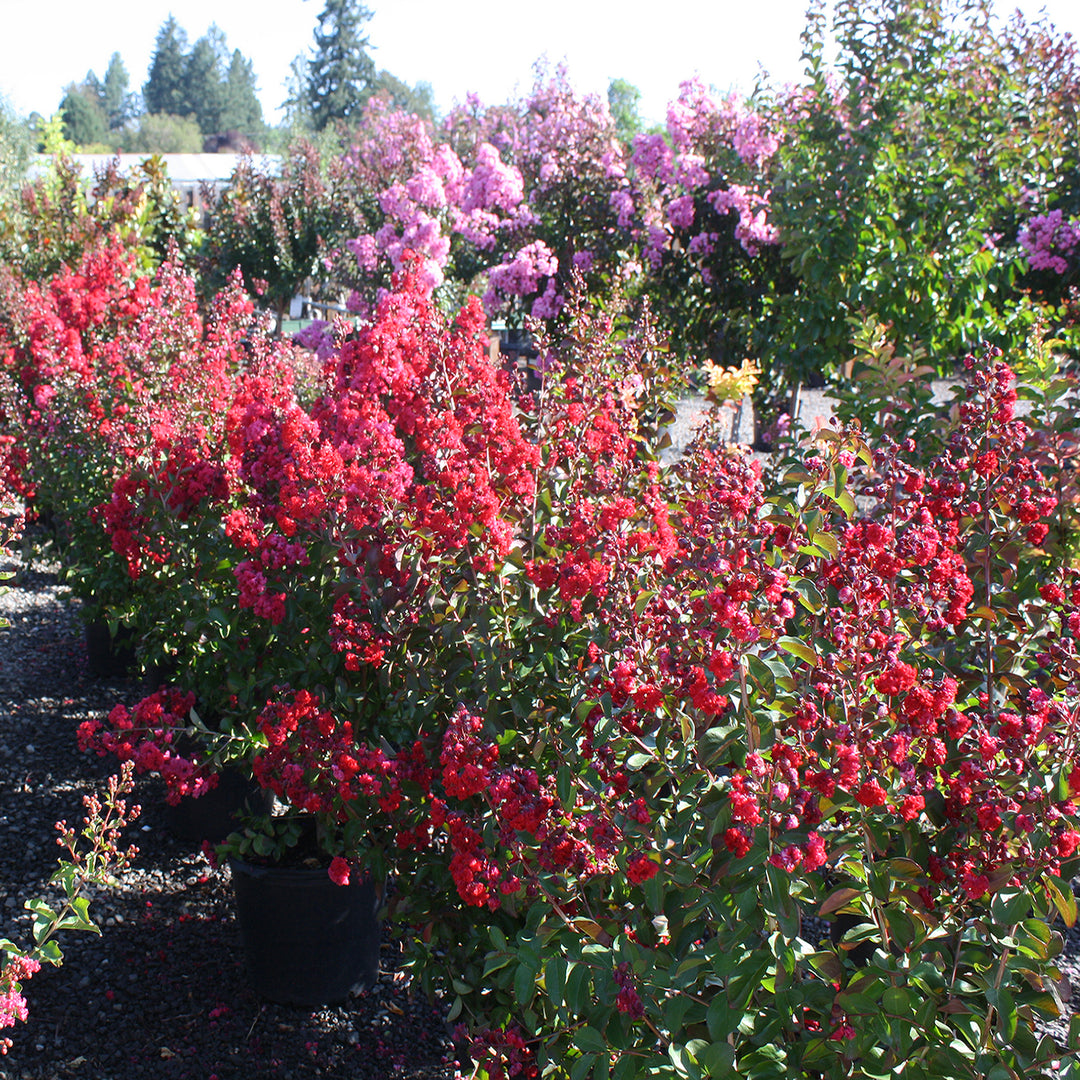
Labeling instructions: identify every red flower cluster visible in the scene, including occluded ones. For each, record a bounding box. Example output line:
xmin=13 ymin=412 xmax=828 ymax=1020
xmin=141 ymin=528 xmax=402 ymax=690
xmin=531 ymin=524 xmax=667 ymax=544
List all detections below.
xmin=714 ymin=352 xmax=1080 ymax=909
xmin=77 ymin=689 xmax=212 ymax=805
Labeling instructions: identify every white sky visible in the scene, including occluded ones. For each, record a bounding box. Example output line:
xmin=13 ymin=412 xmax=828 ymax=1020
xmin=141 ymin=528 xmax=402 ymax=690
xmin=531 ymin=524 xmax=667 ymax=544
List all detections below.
xmin=0 ymin=0 xmax=1077 ymax=129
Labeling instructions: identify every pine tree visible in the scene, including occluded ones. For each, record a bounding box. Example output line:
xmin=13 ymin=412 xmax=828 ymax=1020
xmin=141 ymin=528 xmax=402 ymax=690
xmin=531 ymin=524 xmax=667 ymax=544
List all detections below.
xmin=307 ymin=0 xmax=375 ymax=130
xmin=184 ymin=31 xmax=227 ymax=135
xmin=59 ymin=85 xmax=108 ymax=147
xmin=282 ymin=53 xmax=314 ymax=130
xmin=220 ymin=50 xmax=263 ymax=136
xmin=102 ymin=53 xmax=132 ymax=131
xmin=144 ymin=17 xmax=189 ymax=117
xmin=82 ymin=70 xmax=104 ymax=108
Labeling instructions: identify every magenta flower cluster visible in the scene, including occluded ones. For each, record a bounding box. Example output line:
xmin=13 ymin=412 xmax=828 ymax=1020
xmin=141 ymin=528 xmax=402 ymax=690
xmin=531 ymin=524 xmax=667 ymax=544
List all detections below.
xmin=1019 ymin=209 xmax=1080 ymax=275
xmin=332 ymin=66 xmax=786 ymax=324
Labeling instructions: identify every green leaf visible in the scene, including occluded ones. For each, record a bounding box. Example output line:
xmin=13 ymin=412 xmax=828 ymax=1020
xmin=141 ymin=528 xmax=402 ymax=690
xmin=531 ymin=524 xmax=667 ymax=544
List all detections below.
xmin=482 ymin=952 xmax=512 ymax=978
xmin=1067 ymin=1012 xmax=1080 ymax=1051
xmin=575 ymin=1025 xmax=607 ymax=1054
xmin=699 ymin=1042 xmax=736 ymax=1078
xmin=882 ymin=985 xmax=910 ymax=1018
xmin=514 ymin=961 xmax=536 ymax=1007
xmin=544 ymin=955 xmax=567 ymax=1008
xmin=993 ymin=986 xmax=1018 ymax=1041
xmin=776 ymin=637 xmax=818 ymax=667
xmin=792 ymin=578 xmax=824 ymax=614
xmin=668 ymin=1042 xmax=701 ymax=1079
xmin=565 ymin=961 xmax=592 ymax=1016
xmin=31 ymin=912 xmax=52 ymax=945
xmin=36 ymin=940 xmax=63 ymax=965
xmin=557 ymin=765 xmax=574 ymax=809
xmin=745 ymin=653 xmax=775 ymax=701
xmin=571 ymin=1054 xmax=596 ymax=1080
xmin=809 ymin=531 xmax=839 ymax=558
xmin=824 ymin=484 xmax=857 ymax=518
xmin=1045 ymin=876 xmax=1078 ymax=928
xmin=990 ymin=889 xmax=1031 ymax=926
xmin=707 ymin=992 xmax=736 ymax=1041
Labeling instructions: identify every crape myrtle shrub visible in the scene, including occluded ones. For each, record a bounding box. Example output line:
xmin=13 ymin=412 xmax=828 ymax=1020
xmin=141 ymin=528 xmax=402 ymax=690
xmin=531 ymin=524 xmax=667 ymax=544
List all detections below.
xmin=61 ymin=257 xmax=1080 ymax=1079
xmin=78 ymin=261 xmax=541 ymax=820
xmin=0 ymin=240 xmax=305 ymax=626
xmin=250 ymin=0 xmax=1080 ymax=419
xmin=5 ymin=0 xmax=1076 ymax=409
xmin=326 ymin=63 xmax=785 ymax=348
xmin=765 ymin=0 xmax=1080 ymax=395
xmin=200 ymin=138 xmax=357 ymax=331
xmin=1009 ymin=12 xmax=1080 ymax=314
xmin=0 ymin=153 xmax=201 ymax=281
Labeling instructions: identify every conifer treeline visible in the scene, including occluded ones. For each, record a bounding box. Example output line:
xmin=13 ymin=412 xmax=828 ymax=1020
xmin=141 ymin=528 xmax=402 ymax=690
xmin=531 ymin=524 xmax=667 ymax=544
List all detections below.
xmin=56 ymin=1 xmax=435 ymax=154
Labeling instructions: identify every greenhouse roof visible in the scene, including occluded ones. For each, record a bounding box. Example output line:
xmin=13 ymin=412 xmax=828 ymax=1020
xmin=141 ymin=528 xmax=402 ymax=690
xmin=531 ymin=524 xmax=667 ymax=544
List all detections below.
xmin=28 ymin=153 xmax=282 ymax=185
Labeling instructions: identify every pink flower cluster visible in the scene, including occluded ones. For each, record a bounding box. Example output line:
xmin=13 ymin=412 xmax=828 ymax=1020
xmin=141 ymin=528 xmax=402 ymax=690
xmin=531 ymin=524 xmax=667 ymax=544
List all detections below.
xmin=0 ymin=955 xmax=41 ymax=1053
xmin=1019 ymin=209 xmax=1080 ymax=274
xmin=342 ymin=99 xmax=533 ymax=304
xmin=77 ymin=689 xmax=214 ymax=805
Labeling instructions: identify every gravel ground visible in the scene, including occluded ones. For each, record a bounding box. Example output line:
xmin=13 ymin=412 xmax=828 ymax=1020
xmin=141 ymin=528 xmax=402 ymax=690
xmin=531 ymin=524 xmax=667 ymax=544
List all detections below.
xmin=0 ymin=550 xmax=456 ymax=1080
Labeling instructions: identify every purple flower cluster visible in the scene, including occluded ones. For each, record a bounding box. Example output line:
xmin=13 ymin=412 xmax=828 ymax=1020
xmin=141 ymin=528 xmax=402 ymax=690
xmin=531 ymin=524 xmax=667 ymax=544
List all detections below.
xmin=341 ymin=100 xmax=535 ymax=308
xmin=332 ymin=67 xmax=786 ymax=324
xmin=1019 ymin=209 xmax=1080 ymax=275
xmin=631 ymin=78 xmax=784 ymax=272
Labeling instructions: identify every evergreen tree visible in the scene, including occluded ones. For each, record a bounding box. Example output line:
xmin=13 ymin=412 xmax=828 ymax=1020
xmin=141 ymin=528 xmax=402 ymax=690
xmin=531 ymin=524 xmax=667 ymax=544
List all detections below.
xmin=59 ymin=85 xmax=108 ymax=147
xmin=371 ymin=71 xmax=436 ymax=122
xmin=282 ymin=53 xmax=314 ymax=130
xmin=184 ymin=31 xmax=227 ymax=135
xmin=144 ymin=17 xmax=189 ymax=117
xmin=307 ymin=0 xmax=375 ymax=130
xmin=83 ymin=70 xmax=104 ymax=108
xmin=102 ymin=53 xmax=132 ymax=131
xmin=220 ymin=49 xmax=263 ymax=135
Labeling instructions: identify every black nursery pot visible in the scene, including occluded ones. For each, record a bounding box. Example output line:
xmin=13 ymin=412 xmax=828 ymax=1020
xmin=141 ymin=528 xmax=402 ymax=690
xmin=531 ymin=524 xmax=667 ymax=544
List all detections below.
xmin=229 ymin=857 xmax=381 ymax=1006
xmin=164 ymin=768 xmax=275 ymax=843
xmin=84 ymin=617 xmax=137 ymax=677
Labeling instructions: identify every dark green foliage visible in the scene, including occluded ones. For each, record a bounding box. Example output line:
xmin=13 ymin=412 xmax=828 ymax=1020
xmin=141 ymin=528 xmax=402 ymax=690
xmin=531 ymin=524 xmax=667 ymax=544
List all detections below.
xmin=101 ymin=52 xmax=132 ymax=131
xmin=143 ymin=16 xmax=189 ymax=118
xmin=0 ymin=154 xmax=199 ymax=278
xmin=142 ymin=17 xmax=261 ymax=141
xmin=54 ymin=54 xmax=133 ymax=149
xmin=765 ymin=0 xmax=1078 ymax=389
xmin=121 ymin=113 xmax=203 ymax=155
xmin=371 ymin=70 xmax=437 ymax=123
xmin=59 ymin=85 xmax=108 ymax=148
xmin=307 ymin=0 xmax=376 ymax=130
xmin=220 ymin=50 xmax=264 ymax=136
xmin=203 ymin=139 xmax=352 ymax=329
xmin=183 ymin=30 xmax=228 ymax=136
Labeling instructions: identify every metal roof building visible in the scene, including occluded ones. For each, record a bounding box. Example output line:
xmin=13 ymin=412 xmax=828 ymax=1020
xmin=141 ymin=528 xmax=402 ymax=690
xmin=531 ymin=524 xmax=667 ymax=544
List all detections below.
xmin=28 ymin=153 xmax=282 ymax=209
